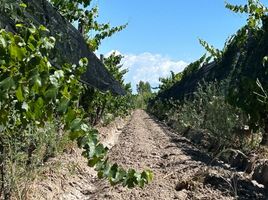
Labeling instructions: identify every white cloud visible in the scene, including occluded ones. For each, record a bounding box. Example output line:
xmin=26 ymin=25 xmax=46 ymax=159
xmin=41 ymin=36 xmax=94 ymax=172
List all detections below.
xmin=103 ymin=50 xmax=188 ymax=93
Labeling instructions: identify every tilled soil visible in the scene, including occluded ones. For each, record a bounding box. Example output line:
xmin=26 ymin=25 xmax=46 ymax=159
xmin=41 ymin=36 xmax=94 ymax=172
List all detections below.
xmin=30 ymin=110 xmax=268 ymax=200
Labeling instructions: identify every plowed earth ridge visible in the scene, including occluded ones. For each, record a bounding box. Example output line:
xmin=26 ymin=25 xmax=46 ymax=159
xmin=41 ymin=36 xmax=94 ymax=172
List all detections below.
xmin=30 ymin=110 xmax=268 ymax=200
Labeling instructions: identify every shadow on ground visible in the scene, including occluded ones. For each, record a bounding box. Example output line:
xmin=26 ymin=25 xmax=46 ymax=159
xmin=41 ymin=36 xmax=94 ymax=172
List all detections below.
xmin=148 ymin=114 xmax=268 ymax=200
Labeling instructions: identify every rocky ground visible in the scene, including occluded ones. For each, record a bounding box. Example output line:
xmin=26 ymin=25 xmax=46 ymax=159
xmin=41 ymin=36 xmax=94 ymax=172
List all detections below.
xmin=28 ymin=110 xmax=268 ymax=200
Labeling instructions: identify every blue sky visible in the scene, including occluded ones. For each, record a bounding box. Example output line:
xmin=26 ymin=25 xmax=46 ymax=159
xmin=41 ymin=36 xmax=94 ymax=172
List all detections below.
xmin=93 ymin=0 xmax=252 ymax=92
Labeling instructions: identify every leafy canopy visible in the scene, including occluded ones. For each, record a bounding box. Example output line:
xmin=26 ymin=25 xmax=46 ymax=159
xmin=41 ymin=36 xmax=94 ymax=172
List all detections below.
xmin=0 ymin=1 xmax=153 ymax=189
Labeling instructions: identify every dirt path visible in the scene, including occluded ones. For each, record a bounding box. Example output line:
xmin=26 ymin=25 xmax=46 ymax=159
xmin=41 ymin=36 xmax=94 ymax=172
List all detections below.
xmin=30 ymin=110 xmax=267 ymax=200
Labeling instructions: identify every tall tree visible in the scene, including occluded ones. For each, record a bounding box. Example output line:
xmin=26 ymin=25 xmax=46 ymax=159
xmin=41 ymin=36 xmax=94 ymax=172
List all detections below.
xmin=137 ymin=81 xmax=152 ymax=94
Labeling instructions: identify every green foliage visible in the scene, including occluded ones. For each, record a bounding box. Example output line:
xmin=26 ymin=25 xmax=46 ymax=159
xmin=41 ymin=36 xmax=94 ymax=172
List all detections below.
xmin=149 ymin=0 xmax=268 ymax=151
xmin=223 ymin=1 xmax=268 ymax=141
xmin=0 ymin=24 xmax=87 ymax=197
xmin=255 ymin=79 xmax=268 ymax=105
xmin=190 ymin=1 xmax=268 ymax=144
xmin=198 ymin=0 xmax=268 ymax=65
xmin=80 ymin=52 xmax=135 ymax=125
xmin=178 ymin=82 xmax=251 ymax=149
xmin=137 ymin=81 xmax=152 ymax=94
xmin=147 ymin=98 xmax=171 ymax=121
xmin=103 ymin=53 xmax=134 ymax=119
xmin=158 ymin=71 xmax=182 ymax=92
xmin=49 ymin=0 xmax=127 ymax=51
xmin=199 ymin=39 xmax=222 ymax=61
xmin=0 ymin=24 xmax=152 ymax=198
xmin=104 ymin=52 xmax=128 ymax=87
xmin=0 ymin=1 xmax=153 ymax=198
xmin=1 ymin=0 xmax=22 ymax=13
xmin=181 ymin=54 xmax=207 ymax=79
xmin=50 ymin=0 xmax=132 ymax=125
xmin=149 ymin=82 xmax=254 ymax=152
xmin=135 ymin=81 xmax=153 ymax=109
xmin=225 ymin=0 xmax=268 ymax=29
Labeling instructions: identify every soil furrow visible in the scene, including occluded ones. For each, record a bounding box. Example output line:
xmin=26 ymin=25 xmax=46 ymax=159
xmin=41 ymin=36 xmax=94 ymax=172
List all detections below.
xmin=30 ymin=110 xmax=268 ymax=200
